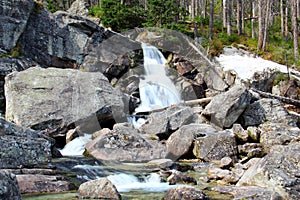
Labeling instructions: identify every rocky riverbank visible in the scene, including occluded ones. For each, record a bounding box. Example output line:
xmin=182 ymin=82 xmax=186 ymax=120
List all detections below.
xmin=0 ymin=0 xmax=299 ymax=199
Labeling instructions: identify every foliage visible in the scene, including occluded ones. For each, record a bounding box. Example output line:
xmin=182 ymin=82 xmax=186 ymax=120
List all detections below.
xmin=46 ymin=0 xmax=60 ymax=13
xmin=89 ymin=5 xmax=102 ymax=18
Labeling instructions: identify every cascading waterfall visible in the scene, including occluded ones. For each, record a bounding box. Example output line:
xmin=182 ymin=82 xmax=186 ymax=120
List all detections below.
xmin=135 ymin=43 xmax=181 ymax=113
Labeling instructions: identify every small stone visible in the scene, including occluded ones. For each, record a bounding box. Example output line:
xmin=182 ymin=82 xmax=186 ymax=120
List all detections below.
xmin=232 ymin=124 xmax=248 ymax=142
xmin=163 ymin=186 xmax=209 ymax=200
xmin=220 ymin=157 xmax=233 ymax=169
xmin=246 ymin=126 xmax=260 ymax=142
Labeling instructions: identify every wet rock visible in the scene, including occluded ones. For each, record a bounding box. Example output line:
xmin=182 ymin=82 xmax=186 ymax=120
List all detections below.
xmin=0 ymin=0 xmax=34 ymax=53
xmin=147 ymin=159 xmax=175 ymax=170
xmin=0 ymin=171 xmax=21 ymax=200
xmin=141 ymin=105 xmax=198 ymax=137
xmin=16 ymin=174 xmax=71 ymax=194
xmin=237 ymin=143 xmax=300 ymax=199
xmin=77 ymin=177 xmax=121 ymax=200
xmin=202 ymin=84 xmax=251 ymax=128
xmin=5 ymin=67 xmax=124 ymax=134
xmin=212 ymin=186 xmax=282 ymax=200
xmin=166 ymin=124 xmax=217 ymax=160
xmin=163 ymin=186 xmax=209 ymax=200
xmin=0 ymin=118 xmax=54 ymax=168
xmin=208 ymin=167 xmax=231 ymax=180
xmin=165 ymin=170 xmax=197 ymax=185
xmin=193 ymin=129 xmax=238 ymax=162
xmin=241 ymin=98 xmax=297 ymax=127
xmin=259 ymin=123 xmax=300 ymax=153
xmin=86 ymin=123 xmax=167 ymax=162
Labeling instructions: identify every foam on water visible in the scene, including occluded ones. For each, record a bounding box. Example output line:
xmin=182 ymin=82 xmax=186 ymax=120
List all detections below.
xmin=59 ymin=134 xmax=92 ymax=156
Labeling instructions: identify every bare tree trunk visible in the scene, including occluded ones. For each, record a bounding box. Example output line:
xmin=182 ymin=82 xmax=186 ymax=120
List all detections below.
xmin=263 ymin=0 xmax=271 ymax=51
xmin=252 ymin=1 xmax=256 ymax=38
xmin=281 ymin=0 xmax=285 ymax=38
xmin=237 ymin=0 xmax=243 ymax=35
xmin=226 ymin=0 xmax=231 ymax=35
xmin=191 ymin=0 xmax=195 ymax=20
xmin=297 ymin=0 xmax=300 ymax=18
xmin=285 ymin=0 xmax=289 ymax=40
xmin=258 ymin=0 xmax=265 ymax=51
xmin=223 ymin=0 xmax=227 ymax=28
xmin=291 ymin=0 xmax=299 ymax=60
xmin=209 ymin=0 xmax=214 ymax=40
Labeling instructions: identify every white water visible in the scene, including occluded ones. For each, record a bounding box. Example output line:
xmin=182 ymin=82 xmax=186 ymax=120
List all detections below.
xmin=135 ymin=43 xmax=181 ymax=113
xmin=59 ymin=134 xmax=92 ymax=156
xmin=107 ymin=173 xmax=178 ymax=193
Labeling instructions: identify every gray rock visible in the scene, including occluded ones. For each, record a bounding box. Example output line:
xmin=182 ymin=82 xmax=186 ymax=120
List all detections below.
xmin=220 ymin=157 xmax=233 ymax=169
xmin=202 ymin=84 xmax=251 ymax=128
xmin=193 ymin=129 xmax=238 ymax=161
xmin=21 ymin=9 xmax=106 ymax=68
xmin=163 ymin=186 xmax=209 ymax=200
xmin=0 ymin=118 xmax=54 ymax=168
xmin=165 ymin=170 xmax=197 ymax=185
xmin=141 ymin=105 xmax=199 ymax=137
xmin=0 ymin=0 xmax=34 ymax=53
xmin=16 ymin=174 xmax=71 ymax=194
xmin=246 ymin=126 xmax=260 ymax=142
xmin=237 ymin=143 xmax=300 ymax=199
xmin=5 ymin=67 xmax=124 ymax=133
xmin=0 ymin=57 xmax=37 ymax=113
xmin=259 ymin=123 xmax=300 ymax=154
xmin=147 ymin=159 xmax=175 ymax=170
xmin=86 ymin=123 xmax=167 ymax=162
xmin=67 ymin=0 xmax=89 ymax=17
xmin=212 ymin=186 xmax=283 ymax=200
xmin=0 ymin=171 xmax=21 ymax=200
xmin=78 ymin=177 xmax=121 ymax=200
xmin=250 ymin=70 xmax=278 ymax=92
xmin=232 ymin=124 xmax=248 ymax=142
xmin=166 ymin=124 xmax=217 ymax=160
xmin=238 ymin=143 xmax=264 ymax=159
xmin=241 ymin=98 xmax=297 ymax=127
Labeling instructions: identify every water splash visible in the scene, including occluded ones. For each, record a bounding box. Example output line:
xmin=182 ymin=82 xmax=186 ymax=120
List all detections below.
xmin=135 ymin=43 xmax=181 ymax=113
xmin=107 ymin=173 xmax=178 ymax=193
xmin=59 ymin=134 xmax=92 ymax=156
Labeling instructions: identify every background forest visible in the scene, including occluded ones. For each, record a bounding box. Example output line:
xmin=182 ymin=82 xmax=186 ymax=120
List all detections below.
xmin=44 ymin=0 xmax=300 ymax=70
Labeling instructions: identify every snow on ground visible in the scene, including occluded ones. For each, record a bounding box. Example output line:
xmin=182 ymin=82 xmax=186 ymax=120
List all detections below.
xmin=215 ymin=53 xmax=288 ymax=80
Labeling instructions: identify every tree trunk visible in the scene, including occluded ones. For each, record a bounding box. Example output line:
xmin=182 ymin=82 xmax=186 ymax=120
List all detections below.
xmin=209 ymin=0 xmax=214 ymax=40
xmin=226 ymin=0 xmax=231 ymax=35
xmin=191 ymin=0 xmax=195 ymax=21
xmin=251 ymin=1 xmax=256 ymax=38
xmin=285 ymin=0 xmax=289 ymax=40
xmin=257 ymin=0 xmax=265 ymax=51
xmin=223 ymin=0 xmax=227 ymax=28
xmin=291 ymin=0 xmax=299 ymax=60
xmin=237 ymin=0 xmax=243 ymax=35
xmin=263 ymin=0 xmax=271 ymax=51
xmin=281 ymin=0 xmax=285 ymax=38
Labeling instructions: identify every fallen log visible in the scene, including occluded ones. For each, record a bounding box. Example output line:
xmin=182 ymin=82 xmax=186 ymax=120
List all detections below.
xmin=250 ymin=88 xmax=300 ymax=107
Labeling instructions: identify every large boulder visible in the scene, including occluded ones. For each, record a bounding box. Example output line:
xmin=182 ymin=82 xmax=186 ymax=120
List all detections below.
xmin=259 ymin=123 xmax=300 ymax=154
xmin=77 ymin=177 xmax=121 ymax=200
xmin=5 ymin=67 xmax=124 ymax=134
xmin=237 ymin=143 xmax=300 ymax=199
xmin=202 ymin=84 xmax=251 ymax=128
xmin=0 ymin=171 xmax=21 ymax=200
xmin=0 ymin=57 xmax=37 ymax=113
xmin=0 ymin=118 xmax=54 ymax=168
xmin=0 ymin=0 xmax=34 ymax=53
xmin=241 ymin=98 xmax=297 ymax=127
xmin=166 ymin=124 xmax=218 ymax=160
xmin=193 ymin=129 xmax=238 ymax=162
xmin=86 ymin=123 xmax=167 ymax=162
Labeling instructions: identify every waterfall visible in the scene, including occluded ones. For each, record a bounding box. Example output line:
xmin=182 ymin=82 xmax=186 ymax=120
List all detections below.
xmin=59 ymin=134 xmax=92 ymax=156
xmin=135 ymin=43 xmax=181 ymax=113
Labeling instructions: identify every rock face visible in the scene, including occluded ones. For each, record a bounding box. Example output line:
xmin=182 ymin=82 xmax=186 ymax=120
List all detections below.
xmin=193 ymin=129 xmax=238 ymax=161
xmin=0 ymin=0 xmax=34 ymax=53
xmin=241 ymin=98 xmax=297 ymax=127
xmin=0 ymin=171 xmax=21 ymax=200
xmin=237 ymin=143 xmax=300 ymax=199
xmin=163 ymin=187 xmax=209 ymax=200
xmin=86 ymin=123 xmax=167 ymax=162
xmin=202 ymin=85 xmax=251 ymax=128
xmin=77 ymin=178 xmax=121 ymax=200
xmin=0 ymin=118 xmax=54 ymax=168
xmin=21 ymin=8 xmax=107 ymax=68
xmin=5 ymin=67 xmax=124 ymax=133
